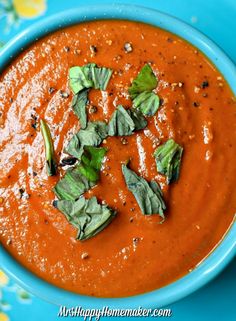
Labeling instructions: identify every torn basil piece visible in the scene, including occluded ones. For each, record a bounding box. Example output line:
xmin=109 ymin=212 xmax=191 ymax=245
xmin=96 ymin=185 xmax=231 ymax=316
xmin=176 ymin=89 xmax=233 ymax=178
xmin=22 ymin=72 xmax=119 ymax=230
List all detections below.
xmin=108 ymin=105 xmax=135 ymax=136
xmin=122 ymin=164 xmax=166 ymax=221
xmin=65 ymin=134 xmax=83 ymax=160
xmin=108 ymin=105 xmax=147 ymax=136
xmin=69 ymin=64 xmax=94 ymax=94
xmin=65 ymin=121 xmax=108 ymax=159
xmin=71 ymin=89 xmax=89 ymax=129
xmin=78 ymin=121 xmax=108 ymax=146
xmin=128 ymin=64 xmax=160 ymax=117
xmin=154 ymin=139 xmax=183 ymax=184
xmin=40 ymin=119 xmax=57 ymax=176
xmin=54 ymin=146 xmax=106 ymax=200
xmin=53 ymin=196 xmax=116 ymax=241
xmin=91 ymin=66 xmax=113 ymax=90
xmin=69 ymin=63 xmax=112 ymax=94
xmin=133 ymin=91 xmax=160 ymax=117
xmin=127 ymin=108 xmax=148 ymax=131
xmin=53 ymin=166 xmax=95 ymax=201
xmin=77 ymin=146 xmax=107 ymax=182
xmin=128 ymin=64 xmax=158 ymax=99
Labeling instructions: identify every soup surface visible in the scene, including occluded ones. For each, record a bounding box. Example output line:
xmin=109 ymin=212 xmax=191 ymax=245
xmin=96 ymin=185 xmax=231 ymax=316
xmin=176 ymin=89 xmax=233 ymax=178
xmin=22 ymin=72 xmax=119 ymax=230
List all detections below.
xmin=0 ymin=20 xmax=235 ymax=297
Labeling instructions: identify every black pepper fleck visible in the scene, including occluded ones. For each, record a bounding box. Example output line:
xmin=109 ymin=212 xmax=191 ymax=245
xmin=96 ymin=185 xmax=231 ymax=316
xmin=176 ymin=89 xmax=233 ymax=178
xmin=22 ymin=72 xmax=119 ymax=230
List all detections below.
xmin=90 ymin=45 xmax=97 ymax=54
xmin=167 ymin=37 xmax=173 ymax=43
xmin=60 ymin=157 xmax=77 ymax=166
xmin=159 ymin=98 xmax=164 ymax=106
xmin=60 ymin=90 xmax=69 ymax=98
xmin=64 ymin=46 xmax=70 ymax=52
xmin=124 ymin=42 xmax=133 ymax=53
xmin=89 ymin=106 xmax=97 ymax=114
xmin=121 ymin=137 xmax=128 ymax=145
xmin=201 ymin=80 xmax=209 ymax=89
xmin=19 ymin=188 xmax=25 ymax=198
xmin=49 ymin=87 xmax=56 ymax=94
xmin=193 ymin=101 xmax=200 ymax=107
xmin=52 ymin=200 xmax=57 ymax=208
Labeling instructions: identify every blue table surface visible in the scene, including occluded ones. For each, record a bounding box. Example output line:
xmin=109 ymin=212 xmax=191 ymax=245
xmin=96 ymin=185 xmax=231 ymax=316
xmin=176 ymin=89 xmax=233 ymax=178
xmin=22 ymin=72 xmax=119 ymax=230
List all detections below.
xmin=0 ymin=1 xmax=235 ymax=320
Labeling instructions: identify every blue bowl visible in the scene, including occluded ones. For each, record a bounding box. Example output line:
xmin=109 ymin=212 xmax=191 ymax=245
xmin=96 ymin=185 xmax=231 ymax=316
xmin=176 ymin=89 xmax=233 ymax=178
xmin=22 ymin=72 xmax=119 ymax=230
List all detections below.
xmin=0 ymin=4 xmax=235 ymax=309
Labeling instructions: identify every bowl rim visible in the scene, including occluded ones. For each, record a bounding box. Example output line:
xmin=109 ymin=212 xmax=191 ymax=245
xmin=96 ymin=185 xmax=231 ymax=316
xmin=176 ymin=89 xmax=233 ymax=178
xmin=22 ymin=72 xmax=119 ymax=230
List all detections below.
xmin=0 ymin=3 xmax=236 ymax=309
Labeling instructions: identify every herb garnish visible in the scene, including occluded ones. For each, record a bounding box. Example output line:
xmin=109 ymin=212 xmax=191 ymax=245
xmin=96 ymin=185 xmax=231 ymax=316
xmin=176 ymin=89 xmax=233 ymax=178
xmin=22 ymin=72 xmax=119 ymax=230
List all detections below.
xmin=71 ymin=89 xmax=89 ymax=129
xmin=154 ymin=139 xmax=183 ymax=184
xmin=69 ymin=63 xmax=113 ymax=94
xmin=108 ymin=105 xmax=147 ymax=136
xmin=69 ymin=63 xmax=112 ymax=129
xmin=54 ymin=146 xmax=107 ymax=200
xmin=122 ymin=163 xmax=166 ymax=221
xmin=53 ymin=196 xmax=116 ymax=241
xmin=50 ymin=62 xmax=182 ymax=240
xmin=40 ymin=119 xmax=57 ymax=176
xmin=129 ymin=64 xmax=158 ymax=99
xmin=128 ymin=64 xmax=160 ymax=116
xmin=133 ymin=91 xmax=160 ymax=117
xmin=77 ymin=146 xmax=107 ymax=182
xmin=65 ymin=121 xmax=108 ymax=159
xmin=53 ymin=166 xmax=95 ymax=201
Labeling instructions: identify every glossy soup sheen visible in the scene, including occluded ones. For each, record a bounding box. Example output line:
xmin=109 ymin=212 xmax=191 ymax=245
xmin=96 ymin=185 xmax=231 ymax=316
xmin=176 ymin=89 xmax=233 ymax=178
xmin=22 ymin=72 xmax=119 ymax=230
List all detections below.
xmin=0 ymin=20 xmax=235 ymax=298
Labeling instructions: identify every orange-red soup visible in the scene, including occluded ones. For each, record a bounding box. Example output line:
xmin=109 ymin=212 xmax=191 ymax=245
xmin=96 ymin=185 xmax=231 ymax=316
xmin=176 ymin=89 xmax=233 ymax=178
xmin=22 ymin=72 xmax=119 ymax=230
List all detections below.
xmin=0 ymin=20 xmax=235 ymax=297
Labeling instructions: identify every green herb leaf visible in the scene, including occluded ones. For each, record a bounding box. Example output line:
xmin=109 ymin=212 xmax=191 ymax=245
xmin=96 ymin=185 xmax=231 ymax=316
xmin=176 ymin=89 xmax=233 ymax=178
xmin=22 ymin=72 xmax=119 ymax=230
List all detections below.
xmin=122 ymin=164 xmax=166 ymax=220
xmin=91 ymin=66 xmax=113 ymax=90
xmin=69 ymin=63 xmax=112 ymax=94
xmin=128 ymin=64 xmax=158 ymax=99
xmin=127 ymin=108 xmax=148 ymax=130
xmin=108 ymin=105 xmax=147 ymax=136
xmin=154 ymin=139 xmax=183 ymax=184
xmin=77 ymin=146 xmax=107 ymax=182
xmin=53 ymin=196 xmax=116 ymax=240
xmin=54 ymin=146 xmax=106 ymax=200
xmin=40 ymin=119 xmax=57 ymax=176
xmin=69 ymin=64 xmax=94 ymax=94
xmin=65 ymin=121 xmax=108 ymax=159
xmin=64 ymin=134 xmax=83 ymax=159
xmin=53 ymin=166 xmax=95 ymax=200
xmin=133 ymin=91 xmax=160 ymax=116
xmin=78 ymin=121 xmax=108 ymax=146
xmin=108 ymin=105 xmax=135 ymax=136
xmin=71 ymin=89 xmax=89 ymax=129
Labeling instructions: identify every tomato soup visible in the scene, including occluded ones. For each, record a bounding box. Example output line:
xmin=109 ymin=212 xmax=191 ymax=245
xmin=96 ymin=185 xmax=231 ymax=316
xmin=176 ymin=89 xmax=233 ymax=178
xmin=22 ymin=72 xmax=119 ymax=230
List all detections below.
xmin=0 ymin=20 xmax=235 ymax=297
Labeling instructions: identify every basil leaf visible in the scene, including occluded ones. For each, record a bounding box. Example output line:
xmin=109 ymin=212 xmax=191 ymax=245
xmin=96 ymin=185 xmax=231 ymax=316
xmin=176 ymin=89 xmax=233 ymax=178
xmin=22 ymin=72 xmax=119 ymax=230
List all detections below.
xmin=108 ymin=105 xmax=147 ymax=136
xmin=78 ymin=121 xmax=108 ymax=146
xmin=133 ymin=91 xmax=160 ymax=117
xmin=53 ymin=196 xmax=116 ymax=241
xmin=69 ymin=63 xmax=112 ymax=94
xmin=91 ymin=66 xmax=113 ymax=90
xmin=69 ymin=65 xmax=93 ymax=94
xmin=108 ymin=105 xmax=135 ymax=136
xmin=40 ymin=119 xmax=57 ymax=176
xmin=71 ymin=89 xmax=89 ymax=129
xmin=154 ymin=139 xmax=183 ymax=184
xmin=127 ymin=108 xmax=148 ymax=130
xmin=77 ymin=146 xmax=107 ymax=182
xmin=53 ymin=166 xmax=95 ymax=201
xmin=65 ymin=121 xmax=108 ymax=159
xmin=128 ymin=64 xmax=158 ymax=99
xmin=65 ymin=134 xmax=83 ymax=159
xmin=122 ymin=164 xmax=166 ymax=220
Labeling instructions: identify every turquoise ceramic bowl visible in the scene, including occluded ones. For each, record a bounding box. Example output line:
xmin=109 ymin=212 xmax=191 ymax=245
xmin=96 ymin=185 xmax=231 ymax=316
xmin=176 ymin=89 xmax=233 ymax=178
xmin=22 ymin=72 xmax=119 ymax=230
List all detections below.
xmin=0 ymin=4 xmax=235 ymax=309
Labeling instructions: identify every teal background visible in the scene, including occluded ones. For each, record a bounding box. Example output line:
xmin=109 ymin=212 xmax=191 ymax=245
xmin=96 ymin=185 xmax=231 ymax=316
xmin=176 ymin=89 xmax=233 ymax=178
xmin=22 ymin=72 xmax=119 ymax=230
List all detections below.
xmin=0 ymin=0 xmax=235 ymax=320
